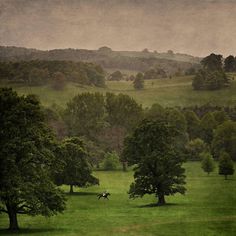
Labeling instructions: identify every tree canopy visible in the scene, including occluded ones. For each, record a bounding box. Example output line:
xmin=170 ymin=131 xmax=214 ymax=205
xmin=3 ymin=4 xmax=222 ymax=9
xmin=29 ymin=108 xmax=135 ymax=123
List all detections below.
xmin=218 ymin=152 xmax=234 ymax=180
xmin=0 ymin=88 xmax=66 ymax=230
xmin=133 ymin=73 xmax=144 ymax=90
xmin=123 ymin=120 xmax=186 ymax=205
xmin=54 ymin=137 xmax=99 ymax=193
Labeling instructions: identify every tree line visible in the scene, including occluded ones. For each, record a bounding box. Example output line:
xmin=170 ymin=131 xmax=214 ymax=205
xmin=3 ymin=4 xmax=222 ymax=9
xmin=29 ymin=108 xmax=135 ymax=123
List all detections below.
xmin=0 ymin=60 xmax=105 ymax=87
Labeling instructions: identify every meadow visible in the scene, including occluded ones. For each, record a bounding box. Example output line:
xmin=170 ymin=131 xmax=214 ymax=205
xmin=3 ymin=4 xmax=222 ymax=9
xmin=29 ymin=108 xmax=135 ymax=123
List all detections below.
xmin=1 ymin=75 xmax=236 ymax=108
xmin=0 ymin=162 xmax=236 ymax=236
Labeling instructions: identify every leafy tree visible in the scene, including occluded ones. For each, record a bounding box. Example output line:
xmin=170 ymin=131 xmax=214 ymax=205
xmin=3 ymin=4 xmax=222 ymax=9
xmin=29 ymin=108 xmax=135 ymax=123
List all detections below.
xmin=0 ymin=88 xmax=66 ymax=231
xmin=54 ymin=137 xmax=99 ymax=193
xmin=145 ymin=103 xmax=165 ymax=121
xmin=192 ymin=69 xmax=229 ymax=90
xmin=218 ymin=152 xmax=234 ymax=180
xmin=200 ymin=112 xmax=217 ymax=144
xmin=108 ymin=71 xmax=123 ymax=81
xmin=201 ymin=152 xmax=215 ymax=175
xmin=133 ymin=72 xmax=144 ymax=90
xmin=224 ymin=55 xmax=236 ymax=72
xmin=212 ymin=121 xmax=236 ymax=161
xmin=184 ymin=110 xmax=201 ymax=139
xmin=64 ymin=92 xmax=105 ymax=139
xmin=186 ymin=138 xmax=208 ymax=160
xmin=201 ymin=53 xmax=223 ymax=71
xmin=123 ymin=120 xmax=186 ymax=205
xmin=101 ymin=152 xmax=120 ymax=170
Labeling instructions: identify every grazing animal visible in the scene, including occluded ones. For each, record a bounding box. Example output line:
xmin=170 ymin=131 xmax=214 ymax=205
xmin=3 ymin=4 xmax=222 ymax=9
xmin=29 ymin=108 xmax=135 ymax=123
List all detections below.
xmin=97 ymin=191 xmax=111 ymax=200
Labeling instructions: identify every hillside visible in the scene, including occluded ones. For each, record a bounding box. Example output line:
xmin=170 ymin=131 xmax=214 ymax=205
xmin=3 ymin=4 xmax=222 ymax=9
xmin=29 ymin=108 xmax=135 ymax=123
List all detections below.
xmin=0 ymin=46 xmax=200 ymax=75
xmin=2 ymin=75 xmax=235 ymax=108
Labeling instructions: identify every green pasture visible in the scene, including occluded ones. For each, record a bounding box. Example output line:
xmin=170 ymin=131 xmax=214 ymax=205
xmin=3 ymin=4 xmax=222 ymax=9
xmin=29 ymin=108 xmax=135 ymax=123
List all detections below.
xmin=0 ymin=162 xmax=236 ymax=235
xmin=1 ymin=76 xmax=236 ymax=108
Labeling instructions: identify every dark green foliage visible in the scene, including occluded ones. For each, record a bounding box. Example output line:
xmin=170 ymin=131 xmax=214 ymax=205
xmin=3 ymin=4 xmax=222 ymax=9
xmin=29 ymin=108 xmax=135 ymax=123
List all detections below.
xmin=201 ymin=53 xmax=223 ymax=71
xmin=212 ymin=110 xmax=230 ymax=126
xmin=0 ymin=60 xmax=105 ymax=87
xmin=201 ymin=152 xmax=215 ymax=175
xmin=184 ymin=110 xmax=201 ymax=139
xmin=192 ymin=69 xmax=229 ymax=90
xmin=218 ymin=152 xmax=234 ymax=180
xmin=192 ymin=53 xmax=230 ymax=90
xmin=200 ymin=112 xmax=217 ymax=144
xmin=123 ymin=120 xmax=186 ymax=205
xmin=101 ymin=152 xmax=120 ymax=170
xmin=133 ymin=73 xmax=144 ymax=90
xmin=105 ymin=93 xmax=143 ymax=131
xmin=212 ymin=121 xmax=236 ymax=161
xmin=186 ymin=138 xmax=208 ymax=161
xmin=64 ymin=93 xmax=105 ymax=138
xmin=144 ymin=103 xmax=165 ymax=121
xmin=108 ymin=71 xmax=123 ymax=81
xmin=0 ymin=88 xmax=66 ymax=230
xmin=145 ymin=106 xmax=188 ymax=153
xmin=54 ymin=137 xmax=99 ymax=193
xmin=224 ymin=55 xmax=236 ymax=72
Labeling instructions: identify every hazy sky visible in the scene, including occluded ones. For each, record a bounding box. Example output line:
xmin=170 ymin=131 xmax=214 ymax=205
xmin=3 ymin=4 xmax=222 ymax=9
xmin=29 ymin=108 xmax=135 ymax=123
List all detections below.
xmin=1 ymin=0 xmax=236 ymax=56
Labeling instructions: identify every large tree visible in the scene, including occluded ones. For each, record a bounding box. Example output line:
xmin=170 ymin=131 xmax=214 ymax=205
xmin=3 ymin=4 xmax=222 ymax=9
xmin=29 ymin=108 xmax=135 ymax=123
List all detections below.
xmin=54 ymin=137 xmax=99 ymax=193
xmin=201 ymin=53 xmax=223 ymax=71
xmin=133 ymin=72 xmax=144 ymax=90
xmin=123 ymin=120 xmax=186 ymax=205
xmin=0 ymin=88 xmax=66 ymax=231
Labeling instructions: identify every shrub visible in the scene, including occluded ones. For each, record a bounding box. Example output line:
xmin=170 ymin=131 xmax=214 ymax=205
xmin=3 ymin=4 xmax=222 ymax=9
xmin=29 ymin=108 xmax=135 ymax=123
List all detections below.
xmin=101 ymin=152 xmax=120 ymax=170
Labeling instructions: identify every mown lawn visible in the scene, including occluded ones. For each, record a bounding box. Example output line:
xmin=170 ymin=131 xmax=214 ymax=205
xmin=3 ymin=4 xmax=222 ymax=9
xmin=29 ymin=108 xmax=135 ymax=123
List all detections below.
xmin=1 ymin=76 xmax=236 ymax=108
xmin=0 ymin=162 xmax=236 ymax=235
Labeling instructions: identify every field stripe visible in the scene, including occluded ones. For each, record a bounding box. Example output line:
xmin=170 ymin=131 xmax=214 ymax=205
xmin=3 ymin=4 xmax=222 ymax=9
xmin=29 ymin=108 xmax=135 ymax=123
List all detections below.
xmin=114 ymin=215 xmax=236 ymax=233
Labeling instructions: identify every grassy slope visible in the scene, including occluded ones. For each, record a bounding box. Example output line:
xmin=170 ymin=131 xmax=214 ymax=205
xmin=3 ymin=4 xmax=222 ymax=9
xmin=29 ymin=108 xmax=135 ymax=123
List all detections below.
xmin=2 ymin=76 xmax=236 ymax=108
xmin=0 ymin=162 xmax=236 ymax=236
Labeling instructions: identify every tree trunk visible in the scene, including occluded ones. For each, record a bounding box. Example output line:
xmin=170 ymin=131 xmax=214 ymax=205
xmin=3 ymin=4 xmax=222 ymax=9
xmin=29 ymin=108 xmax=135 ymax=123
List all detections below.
xmin=157 ymin=194 xmax=166 ymax=206
xmin=70 ymin=184 xmax=74 ymax=193
xmin=122 ymin=162 xmax=127 ymax=172
xmin=7 ymin=208 xmax=19 ymax=231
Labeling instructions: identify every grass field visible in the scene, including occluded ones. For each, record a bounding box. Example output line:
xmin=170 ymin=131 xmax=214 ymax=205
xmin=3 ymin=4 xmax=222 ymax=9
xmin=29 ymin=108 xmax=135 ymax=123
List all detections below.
xmin=1 ymin=76 xmax=236 ymax=108
xmin=0 ymin=162 xmax=236 ymax=236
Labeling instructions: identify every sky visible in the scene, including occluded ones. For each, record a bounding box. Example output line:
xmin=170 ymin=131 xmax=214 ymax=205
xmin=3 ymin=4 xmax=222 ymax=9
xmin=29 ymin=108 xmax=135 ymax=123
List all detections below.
xmin=0 ymin=0 xmax=236 ymax=57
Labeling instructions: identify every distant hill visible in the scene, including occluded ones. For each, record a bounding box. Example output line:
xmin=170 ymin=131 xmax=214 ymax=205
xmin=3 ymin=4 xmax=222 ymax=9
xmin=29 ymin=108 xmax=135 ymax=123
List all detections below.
xmin=0 ymin=46 xmax=200 ymax=75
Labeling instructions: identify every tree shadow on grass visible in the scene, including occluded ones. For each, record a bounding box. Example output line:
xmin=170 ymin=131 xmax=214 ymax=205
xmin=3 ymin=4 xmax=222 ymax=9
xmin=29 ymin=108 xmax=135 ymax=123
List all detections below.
xmin=0 ymin=228 xmax=65 ymax=235
xmin=65 ymin=191 xmax=98 ymax=196
xmin=136 ymin=202 xmax=179 ymax=208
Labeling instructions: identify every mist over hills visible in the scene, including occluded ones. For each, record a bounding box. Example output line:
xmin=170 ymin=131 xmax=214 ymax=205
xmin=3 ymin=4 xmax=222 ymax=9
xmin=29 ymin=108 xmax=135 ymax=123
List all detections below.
xmin=0 ymin=45 xmax=200 ymax=74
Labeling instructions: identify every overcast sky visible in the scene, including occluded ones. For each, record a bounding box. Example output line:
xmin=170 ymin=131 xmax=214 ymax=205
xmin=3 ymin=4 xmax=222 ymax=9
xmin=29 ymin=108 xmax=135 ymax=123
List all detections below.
xmin=0 ymin=0 xmax=236 ymax=56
